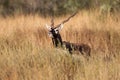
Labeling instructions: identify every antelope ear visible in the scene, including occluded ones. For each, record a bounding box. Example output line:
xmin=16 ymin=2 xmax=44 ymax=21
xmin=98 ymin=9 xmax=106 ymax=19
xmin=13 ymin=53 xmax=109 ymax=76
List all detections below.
xmin=55 ymin=24 xmax=64 ymax=31
xmin=45 ymin=24 xmax=51 ymax=30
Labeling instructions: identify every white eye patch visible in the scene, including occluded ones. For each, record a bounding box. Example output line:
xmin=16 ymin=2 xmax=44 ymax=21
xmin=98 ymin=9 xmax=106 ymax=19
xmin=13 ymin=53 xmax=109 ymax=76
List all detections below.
xmin=55 ymin=29 xmax=59 ymax=34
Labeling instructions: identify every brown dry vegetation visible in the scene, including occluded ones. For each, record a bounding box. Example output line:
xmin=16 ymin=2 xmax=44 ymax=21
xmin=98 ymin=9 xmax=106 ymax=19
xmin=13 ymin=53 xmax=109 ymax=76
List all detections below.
xmin=0 ymin=11 xmax=120 ymax=80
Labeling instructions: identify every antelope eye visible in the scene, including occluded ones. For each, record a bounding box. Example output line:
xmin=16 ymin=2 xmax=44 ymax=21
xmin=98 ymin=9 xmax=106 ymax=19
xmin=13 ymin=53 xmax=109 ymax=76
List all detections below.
xmin=55 ymin=30 xmax=58 ymax=34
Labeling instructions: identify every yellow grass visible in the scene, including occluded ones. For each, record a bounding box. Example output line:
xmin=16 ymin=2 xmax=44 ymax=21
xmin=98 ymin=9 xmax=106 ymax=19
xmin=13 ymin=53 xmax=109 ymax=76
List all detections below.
xmin=0 ymin=11 xmax=120 ymax=80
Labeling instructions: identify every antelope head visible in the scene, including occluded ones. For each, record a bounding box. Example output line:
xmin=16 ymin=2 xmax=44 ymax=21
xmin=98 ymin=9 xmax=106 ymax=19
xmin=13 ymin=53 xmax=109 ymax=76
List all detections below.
xmin=45 ymin=11 xmax=78 ymax=38
xmin=45 ymin=18 xmax=64 ymax=38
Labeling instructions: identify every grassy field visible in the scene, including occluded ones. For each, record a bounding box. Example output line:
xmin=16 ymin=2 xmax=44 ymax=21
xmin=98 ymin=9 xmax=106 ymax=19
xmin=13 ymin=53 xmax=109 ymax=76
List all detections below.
xmin=0 ymin=11 xmax=120 ymax=80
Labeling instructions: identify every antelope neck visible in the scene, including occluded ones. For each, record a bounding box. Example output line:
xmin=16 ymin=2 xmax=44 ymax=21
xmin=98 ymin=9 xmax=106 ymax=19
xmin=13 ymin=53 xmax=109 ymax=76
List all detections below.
xmin=52 ymin=34 xmax=63 ymax=47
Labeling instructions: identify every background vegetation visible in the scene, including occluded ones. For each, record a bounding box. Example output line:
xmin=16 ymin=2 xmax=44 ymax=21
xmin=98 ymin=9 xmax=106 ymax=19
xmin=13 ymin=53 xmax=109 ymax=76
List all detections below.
xmin=0 ymin=0 xmax=120 ymax=16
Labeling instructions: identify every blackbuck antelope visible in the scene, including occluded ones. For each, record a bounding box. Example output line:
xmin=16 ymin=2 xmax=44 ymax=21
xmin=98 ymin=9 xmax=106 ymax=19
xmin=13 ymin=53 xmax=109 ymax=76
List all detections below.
xmin=45 ymin=12 xmax=91 ymax=56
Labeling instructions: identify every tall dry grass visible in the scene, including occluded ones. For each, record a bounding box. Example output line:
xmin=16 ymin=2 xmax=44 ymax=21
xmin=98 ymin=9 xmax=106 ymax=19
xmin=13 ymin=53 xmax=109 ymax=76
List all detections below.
xmin=0 ymin=11 xmax=120 ymax=80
